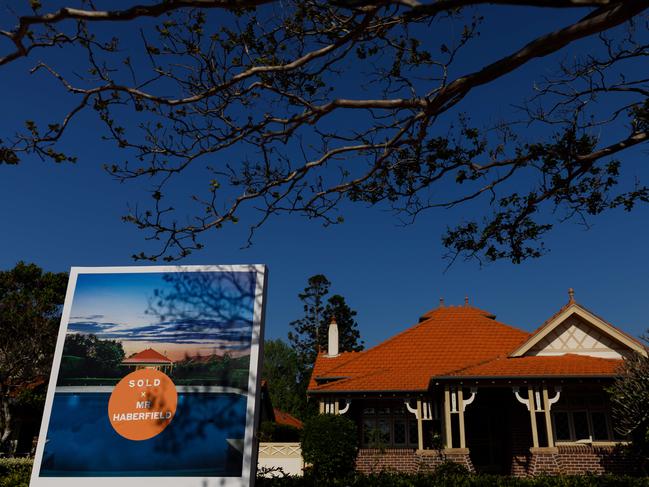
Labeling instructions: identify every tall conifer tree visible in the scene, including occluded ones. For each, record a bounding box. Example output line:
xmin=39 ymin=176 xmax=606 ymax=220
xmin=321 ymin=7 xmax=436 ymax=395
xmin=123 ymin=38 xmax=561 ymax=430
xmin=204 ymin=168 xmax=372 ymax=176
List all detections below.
xmin=288 ymin=275 xmax=364 ymax=373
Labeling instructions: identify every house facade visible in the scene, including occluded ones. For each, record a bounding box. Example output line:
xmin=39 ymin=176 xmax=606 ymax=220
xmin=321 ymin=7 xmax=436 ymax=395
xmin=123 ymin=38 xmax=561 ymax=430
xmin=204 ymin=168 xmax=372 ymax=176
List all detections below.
xmin=307 ymin=291 xmax=646 ymax=476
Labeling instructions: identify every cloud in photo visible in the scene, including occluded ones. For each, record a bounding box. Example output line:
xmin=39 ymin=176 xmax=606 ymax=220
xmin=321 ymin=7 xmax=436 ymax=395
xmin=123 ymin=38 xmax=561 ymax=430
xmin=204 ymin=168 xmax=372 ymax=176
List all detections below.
xmin=67 ymin=318 xmax=253 ymax=347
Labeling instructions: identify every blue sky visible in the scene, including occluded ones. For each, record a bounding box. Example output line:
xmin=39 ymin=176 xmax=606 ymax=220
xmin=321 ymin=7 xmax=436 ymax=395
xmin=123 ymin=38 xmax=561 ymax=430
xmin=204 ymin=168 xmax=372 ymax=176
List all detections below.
xmin=66 ymin=271 xmax=256 ymax=359
xmin=1 ymin=4 xmax=648 ymax=348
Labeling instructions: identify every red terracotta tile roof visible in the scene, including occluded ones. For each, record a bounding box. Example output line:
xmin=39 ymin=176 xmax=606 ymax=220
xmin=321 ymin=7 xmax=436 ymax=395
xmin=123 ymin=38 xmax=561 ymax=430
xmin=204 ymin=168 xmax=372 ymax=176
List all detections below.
xmin=308 ymin=351 xmax=360 ymax=390
xmin=122 ymin=348 xmax=173 ymax=364
xmin=444 ymin=353 xmax=623 ymax=378
xmin=309 ymin=305 xmax=530 ymax=393
xmin=273 ymin=408 xmax=303 ymax=429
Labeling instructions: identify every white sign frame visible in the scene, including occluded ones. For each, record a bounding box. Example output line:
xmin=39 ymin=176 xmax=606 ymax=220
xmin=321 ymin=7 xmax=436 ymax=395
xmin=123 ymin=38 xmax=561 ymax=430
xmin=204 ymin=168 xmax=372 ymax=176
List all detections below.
xmin=30 ymin=265 xmax=267 ymax=487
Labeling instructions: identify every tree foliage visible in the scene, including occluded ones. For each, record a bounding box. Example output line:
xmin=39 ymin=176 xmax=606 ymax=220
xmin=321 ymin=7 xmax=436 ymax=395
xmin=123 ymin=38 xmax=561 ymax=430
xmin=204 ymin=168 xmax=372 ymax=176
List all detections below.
xmin=1 ymin=2 xmax=648 ymax=263
xmin=60 ymin=333 xmax=125 ymax=378
xmin=0 ymin=262 xmax=67 ymax=453
xmin=608 ymin=344 xmax=649 ymax=471
xmin=301 ymin=413 xmax=359 ymax=480
xmin=262 ymin=338 xmax=307 ymax=419
xmin=288 ymin=274 xmax=363 ymax=371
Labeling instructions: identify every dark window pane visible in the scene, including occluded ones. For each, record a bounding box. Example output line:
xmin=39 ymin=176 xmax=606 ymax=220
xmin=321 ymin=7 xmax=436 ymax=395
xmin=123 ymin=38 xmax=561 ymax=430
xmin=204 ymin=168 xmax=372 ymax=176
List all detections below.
xmin=378 ymin=419 xmax=391 ymax=444
xmin=409 ymin=420 xmax=419 ymax=446
xmin=573 ymin=411 xmax=590 ymax=440
xmin=363 ymin=418 xmax=375 ymax=445
xmin=363 ymin=407 xmax=375 ymax=415
xmin=393 ymin=405 xmax=406 ymax=415
xmin=591 ymin=412 xmax=609 ymax=441
xmin=588 ymin=394 xmax=604 ymax=407
xmin=553 ymin=412 xmax=571 ymax=441
xmin=394 ymin=420 xmax=406 ymax=444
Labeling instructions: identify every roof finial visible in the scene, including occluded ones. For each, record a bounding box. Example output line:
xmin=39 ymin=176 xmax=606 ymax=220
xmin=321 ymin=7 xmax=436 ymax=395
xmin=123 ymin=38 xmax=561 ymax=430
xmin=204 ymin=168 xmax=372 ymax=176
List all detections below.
xmin=568 ymin=288 xmax=575 ymax=303
xmin=439 ymin=297 xmax=445 ymax=308
xmin=464 ymin=296 xmax=469 ymax=306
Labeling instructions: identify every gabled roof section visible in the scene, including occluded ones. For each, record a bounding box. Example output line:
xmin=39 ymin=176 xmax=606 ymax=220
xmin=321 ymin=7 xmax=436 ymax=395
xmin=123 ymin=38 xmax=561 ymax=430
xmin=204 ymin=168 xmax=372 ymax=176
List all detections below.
xmin=510 ymin=292 xmax=646 ymax=358
xmin=309 ymin=305 xmax=530 ymax=393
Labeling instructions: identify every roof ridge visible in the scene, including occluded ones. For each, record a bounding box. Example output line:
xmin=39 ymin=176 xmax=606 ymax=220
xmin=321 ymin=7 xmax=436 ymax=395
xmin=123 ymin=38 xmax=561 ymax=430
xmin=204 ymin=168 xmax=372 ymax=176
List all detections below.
xmin=437 ymin=354 xmax=505 ymax=378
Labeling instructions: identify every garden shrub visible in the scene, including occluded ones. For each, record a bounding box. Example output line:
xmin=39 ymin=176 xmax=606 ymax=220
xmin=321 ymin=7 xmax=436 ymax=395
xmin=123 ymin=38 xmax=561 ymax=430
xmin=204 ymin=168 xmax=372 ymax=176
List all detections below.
xmin=0 ymin=458 xmax=32 ymax=487
xmin=432 ymin=459 xmax=471 ymax=477
xmin=300 ymin=413 xmax=358 ymax=480
xmin=256 ymin=472 xmax=649 ymax=487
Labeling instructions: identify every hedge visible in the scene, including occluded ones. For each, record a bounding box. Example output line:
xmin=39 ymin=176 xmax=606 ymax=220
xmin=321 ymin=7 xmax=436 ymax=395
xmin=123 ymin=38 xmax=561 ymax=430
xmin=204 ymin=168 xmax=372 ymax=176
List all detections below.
xmin=2 ymin=457 xmax=648 ymax=486
xmin=0 ymin=458 xmax=32 ymax=487
xmin=256 ymin=473 xmax=649 ymax=487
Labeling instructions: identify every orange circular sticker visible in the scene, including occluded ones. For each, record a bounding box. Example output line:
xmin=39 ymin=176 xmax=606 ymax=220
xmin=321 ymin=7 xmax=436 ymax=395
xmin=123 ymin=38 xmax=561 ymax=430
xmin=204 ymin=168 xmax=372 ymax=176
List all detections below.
xmin=108 ymin=368 xmax=178 ymax=441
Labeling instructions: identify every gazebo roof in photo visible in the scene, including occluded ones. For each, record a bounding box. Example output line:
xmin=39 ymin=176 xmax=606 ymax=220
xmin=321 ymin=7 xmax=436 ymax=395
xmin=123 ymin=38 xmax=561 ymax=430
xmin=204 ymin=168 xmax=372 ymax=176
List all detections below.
xmin=122 ymin=348 xmax=174 ymax=365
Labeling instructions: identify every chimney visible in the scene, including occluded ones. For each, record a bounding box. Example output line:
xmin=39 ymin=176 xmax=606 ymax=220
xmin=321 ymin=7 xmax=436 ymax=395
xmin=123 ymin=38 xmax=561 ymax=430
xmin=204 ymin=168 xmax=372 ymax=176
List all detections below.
xmin=327 ymin=317 xmax=339 ymax=357
xmin=464 ymin=296 xmax=469 ymax=306
xmin=439 ymin=297 xmax=445 ymax=308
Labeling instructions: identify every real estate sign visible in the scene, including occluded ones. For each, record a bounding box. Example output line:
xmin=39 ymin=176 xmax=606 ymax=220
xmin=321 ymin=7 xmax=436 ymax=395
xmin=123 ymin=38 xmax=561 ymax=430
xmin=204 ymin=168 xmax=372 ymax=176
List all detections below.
xmin=30 ymin=265 xmax=267 ymax=487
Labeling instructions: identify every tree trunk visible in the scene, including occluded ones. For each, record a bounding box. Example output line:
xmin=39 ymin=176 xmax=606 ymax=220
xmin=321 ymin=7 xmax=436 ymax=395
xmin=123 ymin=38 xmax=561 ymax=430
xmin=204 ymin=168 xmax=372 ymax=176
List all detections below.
xmin=0 ymin=384 xmax=15 ymax=455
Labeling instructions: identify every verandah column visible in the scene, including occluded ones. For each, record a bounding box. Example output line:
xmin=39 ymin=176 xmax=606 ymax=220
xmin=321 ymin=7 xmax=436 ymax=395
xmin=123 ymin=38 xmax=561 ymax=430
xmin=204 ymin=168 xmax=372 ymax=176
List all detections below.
xmin=443 ymin=385 xmax=452 ymax=448
xmin=416 ymin=400 xmax=424 ymax=450
xmin=527 ymin=387 xmax=539 ymax=448
xmin=458 ymin=388 xmax=466 ymax=449
xmin=542 ymin=386 xmax=554 ymax=448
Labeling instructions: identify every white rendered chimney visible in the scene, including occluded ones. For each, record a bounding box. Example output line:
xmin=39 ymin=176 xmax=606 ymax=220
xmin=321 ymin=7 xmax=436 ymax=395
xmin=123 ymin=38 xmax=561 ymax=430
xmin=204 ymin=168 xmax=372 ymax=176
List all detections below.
xmin=327 ymin=317 xmax=339 ymax=357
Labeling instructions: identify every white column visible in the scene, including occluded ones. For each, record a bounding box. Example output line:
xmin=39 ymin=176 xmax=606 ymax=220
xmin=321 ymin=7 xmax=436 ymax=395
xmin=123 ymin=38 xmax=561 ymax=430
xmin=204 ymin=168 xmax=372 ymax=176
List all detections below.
xmin=444 ymin=386 xmax=452 ymax=448
xmin=528 ymin=387 xmax=539 ymax=448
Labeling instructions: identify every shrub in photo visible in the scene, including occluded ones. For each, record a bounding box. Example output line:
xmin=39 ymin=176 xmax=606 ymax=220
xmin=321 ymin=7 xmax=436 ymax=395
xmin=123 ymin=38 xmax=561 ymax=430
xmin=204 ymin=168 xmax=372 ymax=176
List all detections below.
xmin=301 ymin=413 xmax=358 ymax=480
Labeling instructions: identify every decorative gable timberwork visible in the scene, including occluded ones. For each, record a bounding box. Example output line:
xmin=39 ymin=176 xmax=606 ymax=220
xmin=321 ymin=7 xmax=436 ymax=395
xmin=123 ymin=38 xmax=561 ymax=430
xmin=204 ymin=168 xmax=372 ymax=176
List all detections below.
xmin=510 ymin=295 xmax=646 ymax=360
xmin=526 ymin=314 xmax=632 ymax=359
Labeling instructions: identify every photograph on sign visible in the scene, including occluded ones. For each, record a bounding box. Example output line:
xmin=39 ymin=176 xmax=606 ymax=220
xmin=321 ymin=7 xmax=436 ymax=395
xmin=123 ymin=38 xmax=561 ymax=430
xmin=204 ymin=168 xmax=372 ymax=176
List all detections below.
xmin=31 ymin=265 xmax=266 ymax=487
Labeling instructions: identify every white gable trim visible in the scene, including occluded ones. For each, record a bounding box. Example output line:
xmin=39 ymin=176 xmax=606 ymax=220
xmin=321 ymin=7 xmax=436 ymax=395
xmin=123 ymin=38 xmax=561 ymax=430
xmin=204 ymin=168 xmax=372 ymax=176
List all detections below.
xmin=510 ymin=304 xmax=647 ymax=358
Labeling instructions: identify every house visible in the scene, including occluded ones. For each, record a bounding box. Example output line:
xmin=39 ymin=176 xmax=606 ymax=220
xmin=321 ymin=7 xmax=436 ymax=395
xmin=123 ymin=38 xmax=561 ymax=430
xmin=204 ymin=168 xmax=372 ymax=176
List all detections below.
xmin=258 ymin=380 xmax=305 ymax=477
xmin=307 ymin=290 xmax=646 ymax=476
xmin=121 ymin=348 xmax=174 ymax=373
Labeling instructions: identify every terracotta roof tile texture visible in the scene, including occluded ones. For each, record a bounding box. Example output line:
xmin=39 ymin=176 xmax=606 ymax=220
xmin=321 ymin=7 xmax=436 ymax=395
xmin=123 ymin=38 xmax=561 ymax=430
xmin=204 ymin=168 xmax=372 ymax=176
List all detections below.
xmin=273 ymin=408 xmax=304 ymax=429
xmin=308 ymin=351 xmax=360 ymax=390
xmin=122 ymin=348 xmax=173 ymax=364
xmin=309 ymin=306 xmax=531 ymax=392
xmin=447 ymin=354 xmax=623 ymax=378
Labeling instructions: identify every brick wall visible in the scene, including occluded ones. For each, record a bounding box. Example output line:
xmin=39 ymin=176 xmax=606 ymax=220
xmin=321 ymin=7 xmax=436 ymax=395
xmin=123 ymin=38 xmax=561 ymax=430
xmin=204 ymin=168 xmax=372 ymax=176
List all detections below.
xmin=356 ymin=449 xmax=418 ymax=474
xmin=528 ymin=449 xmax=560 ymax=476
xmin=556 ymin=444 xmax=640 ymax=476
xmin=356 ymin=445 xmax=639 ymax=476
xmin=355 ymin=449 xmax=473 ymax=475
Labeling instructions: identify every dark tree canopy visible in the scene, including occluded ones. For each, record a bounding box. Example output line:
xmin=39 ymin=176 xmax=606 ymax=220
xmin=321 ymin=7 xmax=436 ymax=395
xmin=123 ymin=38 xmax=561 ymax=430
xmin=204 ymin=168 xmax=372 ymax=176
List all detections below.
xmin=0 ymin=262 xmax=68 ymax=452
xmin=262 ymin=338 xmax=307 ymax=419
xmin=1 ymin=1 xmax=648 ymax=263
xmin=288 ymin=274 xmax=363 ymax=370
xmin=608 ymin=342 xmax=649 ymax=472
xmin=323 ymin=294 xmax=364 ymax=354
xmin=60 ymin=333 xmax=125 ymax=378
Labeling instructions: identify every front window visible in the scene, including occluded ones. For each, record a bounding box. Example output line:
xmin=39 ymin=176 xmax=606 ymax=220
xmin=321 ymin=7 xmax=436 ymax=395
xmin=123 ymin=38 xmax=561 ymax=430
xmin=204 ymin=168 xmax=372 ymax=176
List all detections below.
xmin=551 ymin=390 xmax=621 ymax=443
xmin=360 ymin=399 xmax=427 ymax=448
